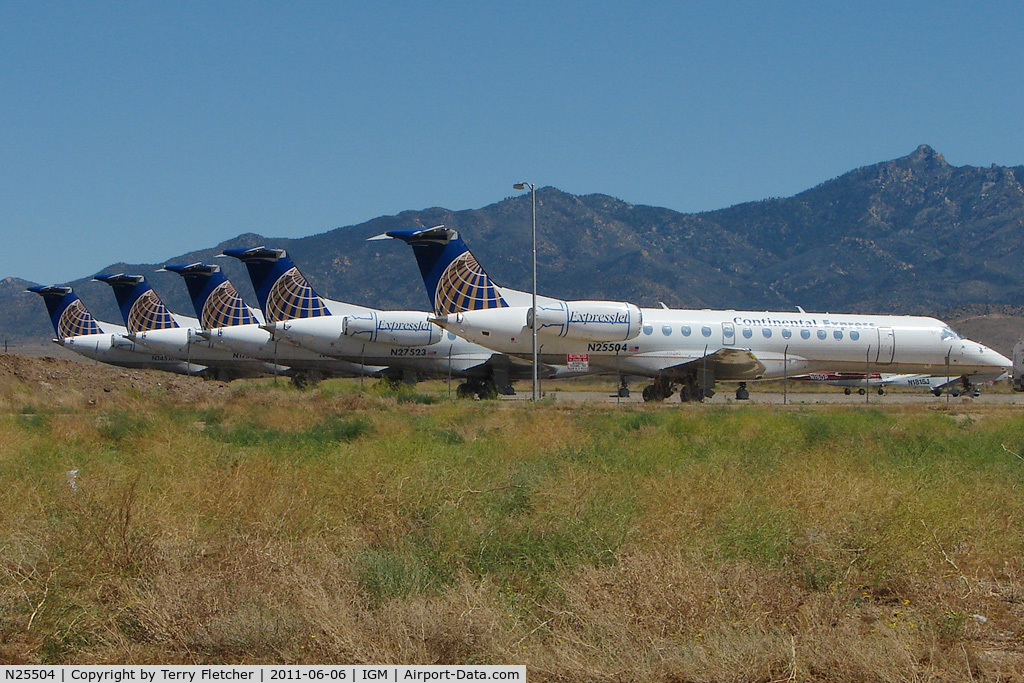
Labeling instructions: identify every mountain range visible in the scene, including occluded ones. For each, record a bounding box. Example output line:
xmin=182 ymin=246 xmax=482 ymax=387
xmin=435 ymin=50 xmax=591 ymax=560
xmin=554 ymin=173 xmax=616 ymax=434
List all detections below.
xmin=5 ymin=144 xmax=1024 ymax=348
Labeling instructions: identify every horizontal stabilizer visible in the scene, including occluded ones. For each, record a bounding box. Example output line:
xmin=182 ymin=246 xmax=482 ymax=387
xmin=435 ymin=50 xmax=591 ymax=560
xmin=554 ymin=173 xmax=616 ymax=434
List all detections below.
xmin=384 ymin=225 xmax=507 ymax=315
xmin=162 ymin=263 xmax=260 ymax=329
xmin=94 ymin=273 xmax=180 ymax=333
xmin=222 ymin=246 xmax=331 ymax=322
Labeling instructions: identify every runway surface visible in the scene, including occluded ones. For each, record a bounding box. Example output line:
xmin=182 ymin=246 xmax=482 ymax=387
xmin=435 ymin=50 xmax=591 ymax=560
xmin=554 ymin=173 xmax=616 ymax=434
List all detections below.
xmin=504 ymin=389 xmax=1024 ymax=406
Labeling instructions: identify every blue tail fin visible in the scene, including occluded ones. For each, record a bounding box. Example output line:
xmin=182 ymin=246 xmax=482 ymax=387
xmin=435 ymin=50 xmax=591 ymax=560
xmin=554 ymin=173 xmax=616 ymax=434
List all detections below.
xmin=221 ymin=246 xmax=331 ymax=322
xmin=93 ymin=274 xmax=179 ymax=333
xmin=383 ymin=226 xmax=507 ymax=315
xmin=161 ymin=263 xmax=259 ymax=329
xmin=27 ymin=286 xmax=103 ymax=337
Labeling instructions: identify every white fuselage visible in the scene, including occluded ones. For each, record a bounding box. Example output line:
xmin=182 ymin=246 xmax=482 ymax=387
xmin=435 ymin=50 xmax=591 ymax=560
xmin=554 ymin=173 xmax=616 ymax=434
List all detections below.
xmin=262 ymin=297 xmax=587 ymax=379
xmin=203 ymin=323 xmax=386 ymax=377
xmin=432 ymin=306 xmax=1010 ymax=380
xmin=60 ymin=327 xmax=206 ymax=375
xmin=128 ymin=327 xmax=286 ymax=375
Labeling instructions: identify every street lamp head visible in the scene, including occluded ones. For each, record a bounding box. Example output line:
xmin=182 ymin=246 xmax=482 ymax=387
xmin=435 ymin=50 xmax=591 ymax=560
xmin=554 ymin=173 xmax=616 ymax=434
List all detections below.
xmin=512 ymin=183 xmax=527 ymax=190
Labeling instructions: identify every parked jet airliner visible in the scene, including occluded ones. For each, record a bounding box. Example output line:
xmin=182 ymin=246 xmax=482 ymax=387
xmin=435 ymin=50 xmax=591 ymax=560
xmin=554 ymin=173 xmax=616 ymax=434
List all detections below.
xmin=161 ymin=262 xmax=383 ymax=385
xmin=220 ymin=246 xmax=573 ymax=398
xmin=384 ymin=226 xmax=1011 ymax=401
xmin=93 ymin=274 xmax=286 ymax=380
xmin=27 ymin=285 xmax=205 ymax=375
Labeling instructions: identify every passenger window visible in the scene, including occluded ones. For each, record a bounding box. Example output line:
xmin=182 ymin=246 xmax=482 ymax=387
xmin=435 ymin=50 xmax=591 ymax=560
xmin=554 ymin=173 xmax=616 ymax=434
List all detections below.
xmin=701 ymin=326 xmax=712 ymax=337
xmin=817 ymin=330 xmax=826 ymax=340
xmin=643 ymin=325 xmax=653 ymax=335
xmin=742 ymin=328 xmax=752 ymax=339
xmin=834 ymin=330 xmax=843 ymax=340
xmin=782 ymin=328 xmax=792 ymax=339
xmin=801 ymin=329 xmax=810 ymax=340
xmin=762 ymin=328 xmax=772 ymax=338
xmin=662 ymin=325 xmax=672 ymax=336
xmin=681 ymin=325 xmax=691 ymax=336
xmin=447 ymin=332 xmax=456 ymax=340
xmin=850 ymin=330 xmax=860 ymax=341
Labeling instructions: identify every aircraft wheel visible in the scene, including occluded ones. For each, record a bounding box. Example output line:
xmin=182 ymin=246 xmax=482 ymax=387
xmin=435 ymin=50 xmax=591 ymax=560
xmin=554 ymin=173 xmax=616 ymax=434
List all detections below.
xmin=456 ymin=383 xmax=475 ymax=399
xmin=858 ymin=388 xmax=866 ymax=395
xmin=844 ymin=387 xmax=852 ymax=395
xmin=642 ymin=385 xmax=654 ymax=402
xmin=617 ymin=386 xmax=630 ymax=398
xmin=477 ymin=381 xmax=499 ymax=400
xmin=735 ymin=385 xmax=749 ymax=400
xmin=951 ymin=390 xmax=960 ymax=397
xmin=679 ymin=384 xmax=692 ymax=402
xmin=877 ymin=387 xmax=885 ymax=396
xmin=932 ymin=388 xmax=942 ymax=397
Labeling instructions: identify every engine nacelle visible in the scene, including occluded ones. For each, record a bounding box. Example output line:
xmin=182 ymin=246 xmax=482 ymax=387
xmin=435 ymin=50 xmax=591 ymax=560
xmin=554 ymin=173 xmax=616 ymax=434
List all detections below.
xmin=533 ymin=301 xmax=643 ymax=342
xmin=342 ymin=311 xmax=441 ymax=347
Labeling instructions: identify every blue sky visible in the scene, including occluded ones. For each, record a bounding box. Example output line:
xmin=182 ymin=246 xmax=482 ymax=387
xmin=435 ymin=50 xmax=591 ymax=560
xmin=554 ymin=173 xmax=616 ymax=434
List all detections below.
xmin=2 ymin=1 xmax=1023 ymax=284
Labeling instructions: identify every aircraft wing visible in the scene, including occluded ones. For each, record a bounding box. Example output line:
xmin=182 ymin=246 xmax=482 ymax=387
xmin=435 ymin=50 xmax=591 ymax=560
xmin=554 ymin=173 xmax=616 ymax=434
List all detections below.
xmin=658 ymin=347 xmax=766 ymax=381
xmin=483 ymin=352 xmax=560 ymax=380
xmin=444 ymin=352 xmax=560 ymax=381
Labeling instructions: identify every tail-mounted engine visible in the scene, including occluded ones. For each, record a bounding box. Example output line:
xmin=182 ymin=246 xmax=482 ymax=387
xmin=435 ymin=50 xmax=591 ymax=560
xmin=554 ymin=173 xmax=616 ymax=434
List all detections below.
xmin=533 ymin=301 xmax=643 ymax=342
xmin=342 ymin=311 xmax=442 ymax=347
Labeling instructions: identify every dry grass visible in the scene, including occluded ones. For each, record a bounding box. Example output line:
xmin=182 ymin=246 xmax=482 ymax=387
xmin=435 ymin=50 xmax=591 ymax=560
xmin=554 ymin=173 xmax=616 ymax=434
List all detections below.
xmin=1 ymin=379 xmax=1024 ymax=680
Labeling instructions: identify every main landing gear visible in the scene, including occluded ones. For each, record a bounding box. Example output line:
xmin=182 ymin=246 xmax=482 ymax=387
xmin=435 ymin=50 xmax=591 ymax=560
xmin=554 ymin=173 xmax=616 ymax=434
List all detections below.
xmin=935 ymin=376 xmax=980 ymax=398
xmin=843 ymin=386 xmax=885 ymax=396
xmin=456 ymin=378 xmax=514 ymax=400
xmin=641 ymin=378 xmax=675 ymax=402
xmin=641 ymin=371 xmax=716 ymax=403
xmin=735 ymin=382 xmax=750 ymax=400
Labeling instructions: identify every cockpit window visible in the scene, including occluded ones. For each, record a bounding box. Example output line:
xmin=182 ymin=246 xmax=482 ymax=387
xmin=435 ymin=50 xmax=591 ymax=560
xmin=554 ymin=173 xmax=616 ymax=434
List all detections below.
xmin=940 ymin=327 xmax=963 ymax=341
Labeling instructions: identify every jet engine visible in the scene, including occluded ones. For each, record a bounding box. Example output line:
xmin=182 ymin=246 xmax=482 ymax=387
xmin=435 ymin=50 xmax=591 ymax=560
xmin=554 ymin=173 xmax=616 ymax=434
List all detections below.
xmin=533 ymin=301 xmax=643 ymax=342
xmin=342 ymin=311 xmax=442 ymax=347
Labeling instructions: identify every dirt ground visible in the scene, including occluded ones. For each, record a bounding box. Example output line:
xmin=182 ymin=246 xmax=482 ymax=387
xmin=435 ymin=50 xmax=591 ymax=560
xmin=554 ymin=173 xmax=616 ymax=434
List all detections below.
xmin=0 ymin=353 xmax=234 ymax=410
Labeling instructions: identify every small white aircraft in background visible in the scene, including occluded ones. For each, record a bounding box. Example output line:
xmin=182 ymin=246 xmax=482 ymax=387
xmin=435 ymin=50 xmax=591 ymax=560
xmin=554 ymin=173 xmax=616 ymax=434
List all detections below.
xmin=791 ymin=371 xmax=1006 ymax=396
xmin=383 ymin=226 xmax=1012 ymax=402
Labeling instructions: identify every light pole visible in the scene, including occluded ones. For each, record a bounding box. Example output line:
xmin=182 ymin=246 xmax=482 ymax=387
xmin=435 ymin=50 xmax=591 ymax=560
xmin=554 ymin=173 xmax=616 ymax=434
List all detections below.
xmin=513 ymin=181 xmax=538 ymax=401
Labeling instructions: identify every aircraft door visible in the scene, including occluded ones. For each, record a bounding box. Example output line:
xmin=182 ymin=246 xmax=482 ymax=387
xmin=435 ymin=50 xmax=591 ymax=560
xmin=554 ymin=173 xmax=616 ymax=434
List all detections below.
xmin=876 ymin=327 xmax=895 ymax=364
xmin=722 ymin=322 xmax=735 ymax=346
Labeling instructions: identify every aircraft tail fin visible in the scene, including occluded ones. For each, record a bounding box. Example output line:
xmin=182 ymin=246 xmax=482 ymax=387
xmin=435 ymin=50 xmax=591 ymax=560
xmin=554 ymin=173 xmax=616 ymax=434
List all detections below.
xmin=382 ymin=225 xmax=507 ymax=315
xmin=93 ymin=273 xmax=179 ymax=333
xmin=27 ymin=285 xmax=103 ymax=337
xmin=161 ymin=263 xmax=259 ymax=329
xmin=220 ymin=247 xmax=331 ymax=322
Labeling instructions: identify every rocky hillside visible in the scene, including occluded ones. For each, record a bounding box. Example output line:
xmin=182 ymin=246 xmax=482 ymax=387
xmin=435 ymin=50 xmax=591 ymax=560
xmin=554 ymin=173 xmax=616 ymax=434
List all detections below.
xmin=5 ymin=145 xmax=1024 ymax=346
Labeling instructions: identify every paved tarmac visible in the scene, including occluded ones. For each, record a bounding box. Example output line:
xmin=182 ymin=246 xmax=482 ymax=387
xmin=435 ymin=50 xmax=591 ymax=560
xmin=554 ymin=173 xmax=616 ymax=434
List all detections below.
xmin=506 ymin=388 xmax=1024 ymax=406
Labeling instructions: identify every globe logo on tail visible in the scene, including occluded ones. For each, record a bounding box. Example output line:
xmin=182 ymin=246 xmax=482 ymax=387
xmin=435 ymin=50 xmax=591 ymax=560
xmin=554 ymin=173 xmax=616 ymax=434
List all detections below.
xmin=434 ymin=252 xmax=506 ymax=315
xmin=128 ymin=290 xmax=178 ymax=333
xmin=265 ymin=267 xmax=330 ymax=322
xmin=57 ymin=299 xmax=102 ymax=338
xmin=201 ymin=281 xmax=258 ymax=329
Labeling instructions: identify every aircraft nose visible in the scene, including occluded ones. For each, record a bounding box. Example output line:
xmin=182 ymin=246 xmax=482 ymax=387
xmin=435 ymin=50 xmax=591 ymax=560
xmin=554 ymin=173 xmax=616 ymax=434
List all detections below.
xmin=962 ymin=343 xmax=1011 ymax=369
xmin=988 ymin=347 xmax=1012 ymax=368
